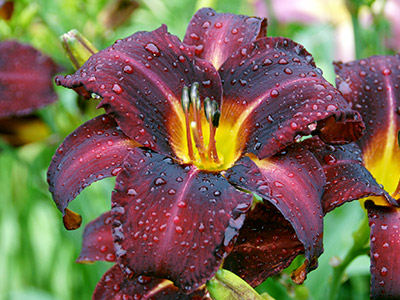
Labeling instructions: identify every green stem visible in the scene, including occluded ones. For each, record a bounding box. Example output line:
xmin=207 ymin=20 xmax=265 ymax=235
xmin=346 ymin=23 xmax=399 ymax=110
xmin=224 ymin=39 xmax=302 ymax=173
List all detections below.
xmin=351 ymin=11 xmax=363 ymax=59
xmin=327 ymin=216 xmax=370 ymax=300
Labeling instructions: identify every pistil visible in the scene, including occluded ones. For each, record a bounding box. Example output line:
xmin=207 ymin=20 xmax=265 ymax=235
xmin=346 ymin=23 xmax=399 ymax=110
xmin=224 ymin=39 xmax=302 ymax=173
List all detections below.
xmin=181 ymin=82 xmax=221 ymax=168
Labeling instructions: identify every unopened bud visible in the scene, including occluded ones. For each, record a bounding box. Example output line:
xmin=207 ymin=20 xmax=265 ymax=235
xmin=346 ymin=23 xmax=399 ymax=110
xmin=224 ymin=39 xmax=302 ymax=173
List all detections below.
xmin=206 ymin=269 xmax=266 ymax=300
xmin=60 ymin=29 xmax=98 ymax=69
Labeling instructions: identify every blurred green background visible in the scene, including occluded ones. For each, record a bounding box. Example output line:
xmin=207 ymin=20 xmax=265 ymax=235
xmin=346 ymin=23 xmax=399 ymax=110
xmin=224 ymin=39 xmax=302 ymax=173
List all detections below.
xmin=0 ymin=0 xmax=397 ymax=299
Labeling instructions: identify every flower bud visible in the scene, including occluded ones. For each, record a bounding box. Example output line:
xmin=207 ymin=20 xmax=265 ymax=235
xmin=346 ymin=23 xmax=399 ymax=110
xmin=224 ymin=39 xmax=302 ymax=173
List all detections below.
xmin=60 ymin=29 xmax=97 ymax=69
xmin=206 ymin=269 xmax=267 ymax=300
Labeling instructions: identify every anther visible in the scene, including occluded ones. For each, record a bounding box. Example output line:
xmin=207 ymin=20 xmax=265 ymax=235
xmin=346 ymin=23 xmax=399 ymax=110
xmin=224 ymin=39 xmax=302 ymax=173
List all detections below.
xmin=181 ymin=86 xmax=190 ymax=112
xmin=204 ymin=97 xmax=213 ymax=121
xmin=212 ymin=110 xmax=221 ymax=128
xmin=190 ymin=82 xmax=200 ymax=108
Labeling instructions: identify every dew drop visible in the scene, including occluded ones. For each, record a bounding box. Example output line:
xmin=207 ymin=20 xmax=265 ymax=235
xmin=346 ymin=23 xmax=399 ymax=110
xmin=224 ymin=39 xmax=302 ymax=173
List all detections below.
xmin=323 ymin=154 xmax=337 ymax=165
xmin=214 ymin=22 xmax=223 ymax=28
xmin=382 ymin=68 xmax=391 ymax=76
xmin=123 ymin=65 xmax=133 ymax=74
xmin=278 ymin=58 xmax=288 ymax=65
xmin=195 ymin=44 xmax=204 ymax=55
xmin=127 ymin=188 xmax=137 ymax=196
xmin=284 ymin=67 xmax=293 ymax=74
xmin=144 ymin=43 xmax=161 ymax=57
xmin=154 ymin=177 xmax=166 ymax=186
xmin=106 ymin=253 xmax=116 ymax=261
xmin=177 ymin=201 xmax=187 ymax=208
xmin=380 ymin=267 xmax=388 ymax=276
xmin=198 ymin=222 xmax=205 ymax=232
xmin=326 ymin=104 xmax=338 ymax=111
xmin=190 ymin=33 xmax=199 ymax=40
xmin=270 ymin=89 xmax=279 ymax=98
xmin=175 ymin=226 xmax=184 ymax=234
xmin=274 ymin=181 xmax=284 ymax=188
xmin=111 ymin=167 xmax=123 ymax=176
xmin=202 ymin=21 xmax=211 ymax=28
xmin=112 ymin=83 xmax=123 ymax=94
xmin=263 ymin=58 xmax=273 ymax=66
xmin=258 ymin=184 xmax=269 ymax=194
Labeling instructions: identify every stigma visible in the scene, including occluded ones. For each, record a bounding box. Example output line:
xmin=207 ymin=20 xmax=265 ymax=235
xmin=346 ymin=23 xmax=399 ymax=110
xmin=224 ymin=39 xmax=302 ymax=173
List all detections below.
xmin=181 ymin=82 xmax=221 ymax=170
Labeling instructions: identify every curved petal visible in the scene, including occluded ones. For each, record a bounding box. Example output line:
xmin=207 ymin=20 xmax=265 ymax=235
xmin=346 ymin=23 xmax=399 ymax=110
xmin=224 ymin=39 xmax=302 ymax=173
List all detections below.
xmin=334 ymin=55 xmax=400 ymax=194
xmin=47 ymin=115 xmax=137 ymax=217
xmin=223 ymin=201 xmax=304 ymax=287
xmin=0 ymin=41 xmax=59 ymax=118
xmin=218 ymin=37 xmax=364 ymax=160
xmin=111 ymin=148 xmax=253 ymax=293
xmin=366 ymin=202 xmax=400 ymax=300
xmin=77 ymin=211 xmax=116 ymax=263
xmin=183 ymin=7 xmax=267 ymax=69
xmin=225 ymin=144 xmax=325 ymax=283
xmin=303 ymin=137 xmax=397 ymax=213
xmin=93 ymin=265 xmax=209 ymax=300
xmin=55 ymin=25 xmax=223 ymax=160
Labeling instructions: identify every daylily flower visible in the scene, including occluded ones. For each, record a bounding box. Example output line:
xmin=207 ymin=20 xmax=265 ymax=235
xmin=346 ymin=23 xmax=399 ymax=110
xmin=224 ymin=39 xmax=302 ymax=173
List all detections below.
xmin=0 ymin=40 xmax=59 ymax=145
xmin=335 ymin=55 xmax=400 ymax=299
xmin=48 ymin=8 xmax=393 ymax=298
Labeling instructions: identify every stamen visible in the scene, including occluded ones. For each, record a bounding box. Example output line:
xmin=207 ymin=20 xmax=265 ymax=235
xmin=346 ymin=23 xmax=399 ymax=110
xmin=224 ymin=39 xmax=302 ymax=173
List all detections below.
xmin=181 ymin=86 xmax=194 ymax=160
xmin=204 ymin=98 xmax=220 ymax=163
xmin=190 ymin=83 xmax=205 ymax=156
xmin=191 ymin=121 xmax=206 ymax=160
xmin=181 ymin=82 xmax=221 ymax=168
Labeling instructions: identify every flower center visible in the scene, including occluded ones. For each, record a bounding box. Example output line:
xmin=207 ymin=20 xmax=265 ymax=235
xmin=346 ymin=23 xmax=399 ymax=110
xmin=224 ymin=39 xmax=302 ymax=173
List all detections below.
xmin=180 ymin=82 xmax=223 ymax=171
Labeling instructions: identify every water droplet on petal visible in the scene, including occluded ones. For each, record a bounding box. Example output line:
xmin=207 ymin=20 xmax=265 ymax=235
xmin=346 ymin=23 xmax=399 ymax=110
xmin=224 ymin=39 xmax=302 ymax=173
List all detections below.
xmin=154 ymin=177 xmax=166 ymax=186
xmin=127 ymin=188 xmax=137 ymax=196
xmin=123 ymin=65 xmax=133 ymax=74
xmin=175 ymin=226 xmax=184 ymax=234
xmin=144 ymin=43 xmax=161 ymax=57
xmin=112 ymin=83 xmax=123 ymax=94
xmin=323 ymin=154 xmax=337 ymax=165
xmin=270 ymin=89 xmax=279 ymax=98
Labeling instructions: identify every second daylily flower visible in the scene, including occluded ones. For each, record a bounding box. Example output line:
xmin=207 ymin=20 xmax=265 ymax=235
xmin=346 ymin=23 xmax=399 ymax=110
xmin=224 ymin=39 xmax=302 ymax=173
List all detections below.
xmin=48 ymin=8 xmax=393 ymax=298
xmin=335 ymin=54 xmax=400 ymax=299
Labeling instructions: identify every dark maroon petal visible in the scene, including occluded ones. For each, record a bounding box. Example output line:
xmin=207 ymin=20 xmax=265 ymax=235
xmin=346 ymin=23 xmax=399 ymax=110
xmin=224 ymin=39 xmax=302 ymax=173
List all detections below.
xmin=224 ymin=201 xmax=304 ymax=286
xmin=183 ymin=7 xmax=267 ymax=69
xmin=225 ymin=144 xmax=325 ymax=283
xmin=0 ymin=41 xmax=59 ymax=118
xmin=334 ymin=55 xmax=400 ymax=194
xmin=111 ymin=148 xmax=253 ymax=293
xmin=93 ymin=265 xmax=209 ymax=300
xmin=47 ymin=114 xmax=137 ymax=215
xmin=366 ymin=202 xmax=400 ymax=300
xmin=77 ymin=211 xmax=116 ymax=263
xmin=0 ymin=1 xmax=14 ymax=20
xmin=55 ymin=25 xmax=223 ymax=159
xmin=303 ymin=137 xmax=397 ymax=213
xmin=218 ymin=37 xmax=364 ymax=160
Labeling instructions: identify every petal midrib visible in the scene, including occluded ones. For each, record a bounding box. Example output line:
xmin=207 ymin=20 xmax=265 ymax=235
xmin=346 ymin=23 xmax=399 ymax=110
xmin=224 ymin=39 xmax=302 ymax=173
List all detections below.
xmin=158 ymin=167 xmax=199 ymax=270
xmin=103 ymin=50 xmax=185 ymax=126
